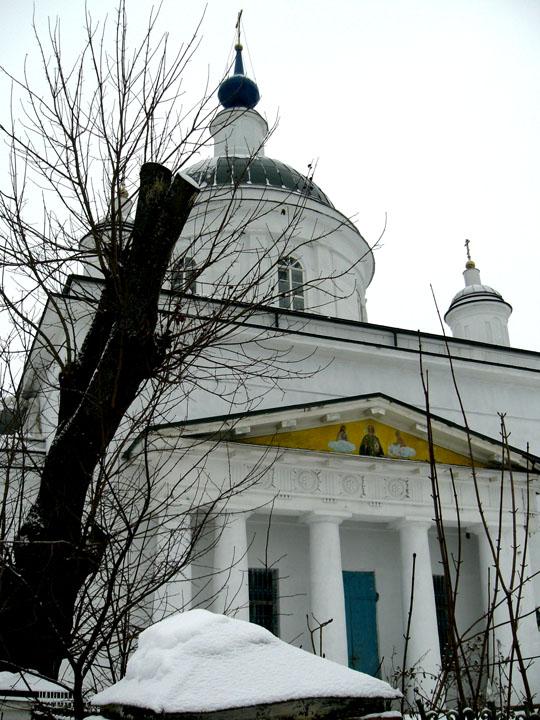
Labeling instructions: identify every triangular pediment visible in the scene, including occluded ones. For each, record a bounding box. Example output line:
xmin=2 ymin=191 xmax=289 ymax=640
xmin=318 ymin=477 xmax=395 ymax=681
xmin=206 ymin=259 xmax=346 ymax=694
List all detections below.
xmin=237 ymin=416 xmax=475 ymax=466
xmin=155 ymin=393 xmax=538 ymax=472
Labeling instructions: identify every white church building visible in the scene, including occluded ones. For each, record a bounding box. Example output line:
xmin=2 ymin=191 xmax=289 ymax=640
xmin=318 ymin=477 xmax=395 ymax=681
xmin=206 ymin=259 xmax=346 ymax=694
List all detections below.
xmin=15 ymin=38 xmax=540 ymax=704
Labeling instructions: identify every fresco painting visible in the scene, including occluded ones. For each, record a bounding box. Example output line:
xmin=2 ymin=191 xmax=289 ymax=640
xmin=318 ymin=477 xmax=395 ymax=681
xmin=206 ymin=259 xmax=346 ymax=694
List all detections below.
xmin=239 ymin=419 xmax=476 ymax=467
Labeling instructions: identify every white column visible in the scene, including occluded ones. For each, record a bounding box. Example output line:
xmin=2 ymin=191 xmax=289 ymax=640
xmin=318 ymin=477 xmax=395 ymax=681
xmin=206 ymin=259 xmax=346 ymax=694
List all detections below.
xmin=213 ymin=512 xmax=250 ymax=620
xmin=475 ymin=523 xmax=539 ymax=699
xmin=524 ymin=512 xmax=540 ymax=692
xmin=305 ymin=512 xmax=350 ymax=665
xmin=153 ymin=515 xmax=192 ymax=622
xmin=530 ymin=497 xmax=540 ymax=612
xmin=476 ymin=525 xmax=513 ymax=662
xmin=398 ymin=519 xmax=441 ymax=691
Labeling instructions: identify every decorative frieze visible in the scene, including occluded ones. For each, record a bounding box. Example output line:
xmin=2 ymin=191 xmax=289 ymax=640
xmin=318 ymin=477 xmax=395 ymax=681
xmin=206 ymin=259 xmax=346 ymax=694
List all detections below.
xmin=258 ymin=469 xmax=275 ymax=490
xmin=385 ymin=477 xmax=409 ymax=500
xmin=294 ymin=469 xmax=320 ymax=493
xmin=233 ymin=457 xmax=521 ymax=518
xmin=340 ymin=474 xmax=365 ymax=497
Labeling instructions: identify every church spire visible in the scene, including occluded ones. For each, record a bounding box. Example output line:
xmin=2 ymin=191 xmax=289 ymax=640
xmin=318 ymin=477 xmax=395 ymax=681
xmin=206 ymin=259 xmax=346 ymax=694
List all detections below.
xmin=217 ymin=12 xmax=260 ymax=110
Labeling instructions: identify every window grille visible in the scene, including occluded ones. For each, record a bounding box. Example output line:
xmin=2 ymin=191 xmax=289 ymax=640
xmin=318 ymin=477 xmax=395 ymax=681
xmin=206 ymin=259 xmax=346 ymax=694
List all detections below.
xmin=278 ymin=257 xmax=304 ymax=311
xmin=171 ymin=256 xmax=197 ymax=293
xmin=249 ymin=568 xmax=279 ymax=636
xmin=433 ymin=574 xmax=452 ymax=664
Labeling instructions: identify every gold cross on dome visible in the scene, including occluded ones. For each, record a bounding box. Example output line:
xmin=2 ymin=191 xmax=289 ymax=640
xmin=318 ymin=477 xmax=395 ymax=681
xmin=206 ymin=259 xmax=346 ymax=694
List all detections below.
xmin=236 ymin=10 xmax=243 ymax=47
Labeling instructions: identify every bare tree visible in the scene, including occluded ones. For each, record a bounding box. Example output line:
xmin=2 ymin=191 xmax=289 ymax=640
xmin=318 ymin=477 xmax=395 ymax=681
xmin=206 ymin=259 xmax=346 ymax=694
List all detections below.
xmin=395 ymin=330 xmax=540 ymax=714
xmin=0 ymin=4 xmax=372 ymax=711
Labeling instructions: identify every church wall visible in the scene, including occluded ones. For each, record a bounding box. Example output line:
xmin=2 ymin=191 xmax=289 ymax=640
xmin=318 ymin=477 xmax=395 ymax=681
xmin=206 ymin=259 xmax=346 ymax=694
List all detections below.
xmin=38 ymin=279 xmax=540 ymax=458
xmin=176 ymin=188 xmax=372 ymax=322
xmin=175 ymin=330 xmax=540 ymax=455
xmin=247 ymin=517 xmax=311 ymax=650
xmin=428 ymin=530 xmax=485 ymax=647
xmin=446 ymin=302 xmax=511 ymax=347
xmin=190 ymin=515 xmax=223 ymax=612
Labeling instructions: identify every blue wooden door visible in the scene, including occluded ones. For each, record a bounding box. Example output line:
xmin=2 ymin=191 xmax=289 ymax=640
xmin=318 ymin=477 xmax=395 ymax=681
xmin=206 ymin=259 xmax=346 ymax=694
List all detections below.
xmin=342 ymin=571 xmax=380 ymax=676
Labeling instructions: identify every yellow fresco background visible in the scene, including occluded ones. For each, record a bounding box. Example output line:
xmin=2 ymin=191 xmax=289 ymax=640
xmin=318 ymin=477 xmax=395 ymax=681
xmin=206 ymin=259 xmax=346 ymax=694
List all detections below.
xmin=238 ymin=419 xmax=476 ymax=466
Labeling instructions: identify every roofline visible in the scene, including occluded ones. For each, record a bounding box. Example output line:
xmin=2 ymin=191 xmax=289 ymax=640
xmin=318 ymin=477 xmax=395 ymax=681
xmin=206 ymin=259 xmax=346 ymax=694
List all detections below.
xmin=61 ymin=273 xmax=540 ymax=360
xmin=127 ymin=391 xmax=540 ymax=467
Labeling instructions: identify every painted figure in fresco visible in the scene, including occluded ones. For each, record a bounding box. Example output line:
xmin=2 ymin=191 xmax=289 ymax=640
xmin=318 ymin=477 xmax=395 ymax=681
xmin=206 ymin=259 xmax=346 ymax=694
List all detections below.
xmin=328 ymin=424 xmax=356 ymax=453
xmin=388 ymin=430 xmax=416 ymax=459
xmin=359 ymin=424 xmax=384 ymax=457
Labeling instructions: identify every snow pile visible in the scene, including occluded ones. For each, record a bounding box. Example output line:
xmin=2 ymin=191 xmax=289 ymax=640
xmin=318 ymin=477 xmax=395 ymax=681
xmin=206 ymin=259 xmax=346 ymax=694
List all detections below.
xmin=92 ymin=609 xmax=400 ymax=713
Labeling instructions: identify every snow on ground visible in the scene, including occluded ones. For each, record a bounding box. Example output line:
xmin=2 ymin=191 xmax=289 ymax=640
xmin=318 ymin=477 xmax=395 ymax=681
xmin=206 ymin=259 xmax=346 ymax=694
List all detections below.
xmin=92 ymin=609 xmax=400 ymax=713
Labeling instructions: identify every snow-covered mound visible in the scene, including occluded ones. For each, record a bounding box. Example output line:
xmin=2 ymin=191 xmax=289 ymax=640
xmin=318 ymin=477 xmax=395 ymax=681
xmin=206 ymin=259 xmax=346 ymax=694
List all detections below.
xmin=92 ymin=609 xmax=400 ymax=714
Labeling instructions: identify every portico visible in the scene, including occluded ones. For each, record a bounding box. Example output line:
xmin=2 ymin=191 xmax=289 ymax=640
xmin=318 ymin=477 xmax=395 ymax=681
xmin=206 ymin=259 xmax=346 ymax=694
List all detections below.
xmin=204 ymin=504 xmax=471 ymax=678
xmin=150 ymin=391 xmax=539 ymax=696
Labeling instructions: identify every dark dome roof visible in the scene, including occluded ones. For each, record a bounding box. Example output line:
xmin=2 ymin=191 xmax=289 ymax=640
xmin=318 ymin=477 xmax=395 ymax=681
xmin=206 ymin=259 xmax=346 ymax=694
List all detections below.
xmin=218 ymin=75 xmax=260 ymax=109
xmin=185 ymin=156 xmax=334 ymax=208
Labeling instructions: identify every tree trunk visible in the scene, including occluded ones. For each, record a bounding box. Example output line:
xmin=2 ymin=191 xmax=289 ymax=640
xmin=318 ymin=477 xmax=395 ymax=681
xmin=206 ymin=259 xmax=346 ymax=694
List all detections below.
xmin=0 ymin=163 xmax=199 ymax=678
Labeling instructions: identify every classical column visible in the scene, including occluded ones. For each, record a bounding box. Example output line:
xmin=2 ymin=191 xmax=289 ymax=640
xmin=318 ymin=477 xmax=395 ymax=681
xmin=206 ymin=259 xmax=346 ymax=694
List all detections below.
xmin=213 ymin=511 xmax=250 ymax=620
xmin=398 ymin=519 xmax=441 ymax=690
xmin=152 ymin=514 xmax=192 ymax=622
xmin=475 ymin=525 xmax=513 ymax=660
xmin=305 ymin=512 xmax=351 ymax=665
xmin=474 ymin=523 xmax=540 ymax=697
xmin=523 ymin=512 xmax=540 ymax=692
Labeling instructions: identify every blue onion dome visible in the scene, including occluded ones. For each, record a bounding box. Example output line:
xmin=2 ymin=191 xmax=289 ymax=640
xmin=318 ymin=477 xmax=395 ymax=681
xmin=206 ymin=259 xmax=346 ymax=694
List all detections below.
xmin=218 ymin=44 xmax=260 ymax=109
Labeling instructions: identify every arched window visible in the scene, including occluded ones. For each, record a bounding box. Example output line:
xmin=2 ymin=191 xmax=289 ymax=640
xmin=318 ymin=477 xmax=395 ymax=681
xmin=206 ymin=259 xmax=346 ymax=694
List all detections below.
xmin=171 ymin=256 xmax=197 ymax=294
xmin=278 ymin=257 xmax=304 ymax=311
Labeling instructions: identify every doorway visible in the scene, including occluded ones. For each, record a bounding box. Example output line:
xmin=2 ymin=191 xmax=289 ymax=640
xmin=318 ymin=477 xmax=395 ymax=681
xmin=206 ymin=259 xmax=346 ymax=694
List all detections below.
xmin=342 ymin=570 xmax=380 ymax=676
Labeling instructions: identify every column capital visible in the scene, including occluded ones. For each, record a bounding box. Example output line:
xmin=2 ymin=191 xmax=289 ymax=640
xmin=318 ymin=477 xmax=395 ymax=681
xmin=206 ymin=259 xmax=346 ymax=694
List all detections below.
xmin=303 ymin=510 xmax=353 ymax=525
xmin=218 ymin=506 xmax=254 ymax=521
xmin=467 ymin=521 xmax=514 ymax=537
xmin=154 ymin=509 xmax=192 ymax=532
xmin=391 ymin=517 xmax=433 ymax=532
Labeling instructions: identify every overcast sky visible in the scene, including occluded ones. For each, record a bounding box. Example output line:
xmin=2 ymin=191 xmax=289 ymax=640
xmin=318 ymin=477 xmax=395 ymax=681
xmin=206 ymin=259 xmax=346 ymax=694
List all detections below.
xmin=2 ymin=0 xmax=539 ymax=349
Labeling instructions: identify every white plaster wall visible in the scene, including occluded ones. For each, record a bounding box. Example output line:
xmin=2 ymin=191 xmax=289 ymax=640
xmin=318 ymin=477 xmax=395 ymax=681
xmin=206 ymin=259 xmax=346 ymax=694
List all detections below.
xmin=172 ymin=188 xmax=373 ymax=322
xmin=162 ymin=321 xmax=540 ymax=455
xmin=210 ymin=109 xmax=268 ymax=158
xmin=446 ymin=301 xmax=511 ymax=346
xmin=190 ymin=516 xmax=222 ymax=611
xmin=428 ymin=530 xmax=484 ymax=644
xmin=427 ymin=526 xmax=540 ymax=694
xmin=247 ymin=516 xmax=311 ymax=650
